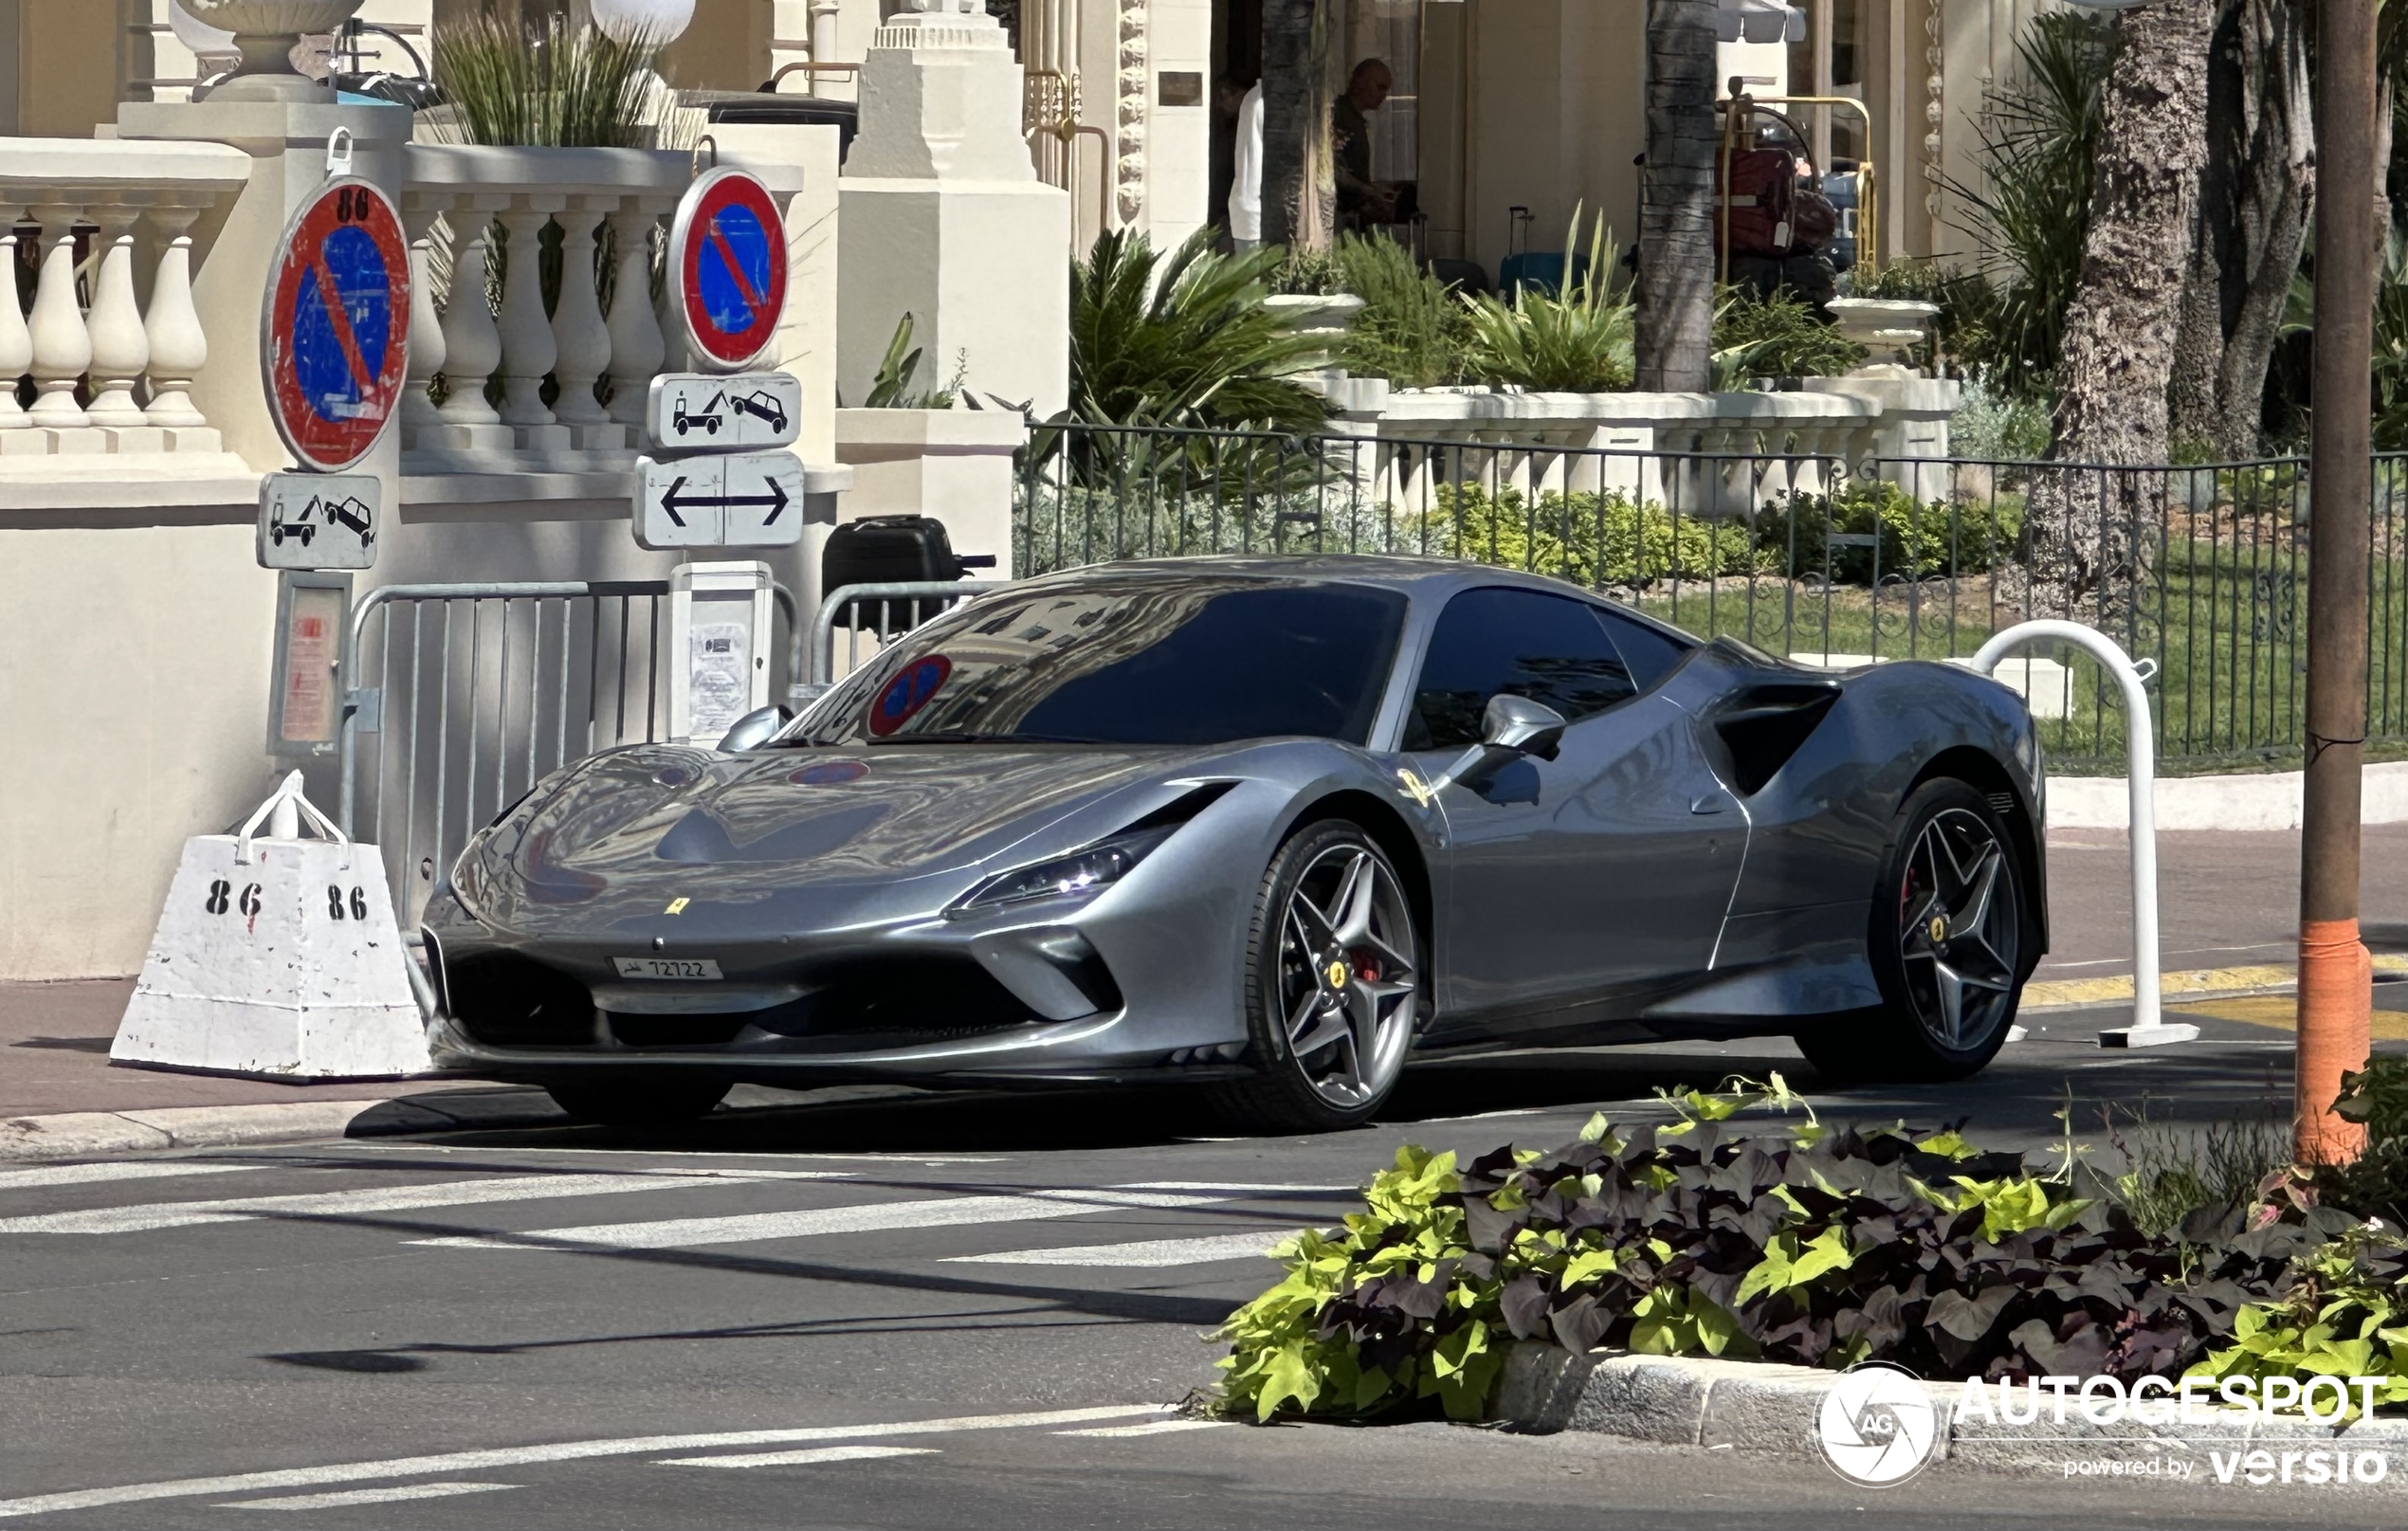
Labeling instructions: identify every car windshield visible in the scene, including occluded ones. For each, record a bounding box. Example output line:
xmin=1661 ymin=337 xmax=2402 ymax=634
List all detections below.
xmin=783 ymin=574 xmax=1409 ymax=748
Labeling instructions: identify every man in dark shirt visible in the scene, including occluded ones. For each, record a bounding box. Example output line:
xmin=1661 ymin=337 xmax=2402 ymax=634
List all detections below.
xmin=1333 ymin=58 xmax=1395 ymax=230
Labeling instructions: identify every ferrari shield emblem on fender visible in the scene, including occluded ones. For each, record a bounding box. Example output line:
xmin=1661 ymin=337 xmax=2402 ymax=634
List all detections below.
xmin=1395 ymin=768 xmax=1435 ymax=808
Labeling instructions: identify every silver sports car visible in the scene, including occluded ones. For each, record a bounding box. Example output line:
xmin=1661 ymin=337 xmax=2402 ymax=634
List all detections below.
xmin=424 ymin=556 xmax=2047 ymax=1132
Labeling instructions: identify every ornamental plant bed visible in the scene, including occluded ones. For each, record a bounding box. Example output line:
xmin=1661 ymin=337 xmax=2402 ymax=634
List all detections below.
xmin=1209 ymin=1075 xmax=2408 ymax=1425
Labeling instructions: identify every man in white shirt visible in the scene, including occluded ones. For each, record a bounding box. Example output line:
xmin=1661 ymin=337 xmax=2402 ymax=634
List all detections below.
xmin=1230 ymin=81 xmax=1265 ymax=250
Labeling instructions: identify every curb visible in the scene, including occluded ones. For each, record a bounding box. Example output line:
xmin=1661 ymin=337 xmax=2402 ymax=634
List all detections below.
xmin=2045 ymin=759 xmax=2408 ymax=832
xmin=1491 ymin=1346 xmax=2408 ymax=1464
xmin=2023 ymin=955 xmax=2408 ymax=1012
xmin=0 ymin=1088 xmax=565 ymax=1163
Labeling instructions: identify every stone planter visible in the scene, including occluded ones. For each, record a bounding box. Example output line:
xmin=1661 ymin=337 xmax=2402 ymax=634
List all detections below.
xmin=1263 ymin=292 xmax=1364 ymax=371
xmin=1827 ymin=297 xmax=1940 ymax=353
xmin=179 ymin=0 xmax=362 ymax=99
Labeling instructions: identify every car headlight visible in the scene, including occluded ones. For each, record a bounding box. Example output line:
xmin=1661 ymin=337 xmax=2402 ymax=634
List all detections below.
xmin=950 ymin=826 xmax=1176 ymax=917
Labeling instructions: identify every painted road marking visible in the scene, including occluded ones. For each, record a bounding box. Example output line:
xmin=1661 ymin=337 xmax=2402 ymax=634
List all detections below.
xmin=1053 ymin=1419 xmax=1229 ymax=1438
xmin=944 ymin=1230 xmax=1306 ymax=1267
xmin=410 ymin=1187 xmax=1248 ymax=1251
xmin=659 ymin=1446 xmax=939 ymax=1468
xmin=214 ymin=1483 xmax=519 ymax=1510
xmin=356 ymin=1145 xmax=1009 ymax=1165
xmin=0 ymin=1405 xmax=1165 ymax=1519
xmin=0 ymin=1161 xmax=261 ymax=1193
xmin=0 ymin=1172 xmax=811 ymax=1235
xmin=1114 ymin=1182 xmax=1355 ymax=1193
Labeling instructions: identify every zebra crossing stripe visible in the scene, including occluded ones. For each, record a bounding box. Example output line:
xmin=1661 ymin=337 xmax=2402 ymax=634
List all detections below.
xmin=0 ymin=1405 xmax=1165 ymax=1519
xmin=409 ymin=1187 xmax=1245 ymax=1252
xmin=942 ymin=1230 xmax=1307 ymax=1267
xmin=0 ymin=1161 xmax=262 ymax=1193
xmin=657 ymin=1446 xmax=939 ymax=1468
xmin=0 ymin=1172 xmax=807 ymax=1235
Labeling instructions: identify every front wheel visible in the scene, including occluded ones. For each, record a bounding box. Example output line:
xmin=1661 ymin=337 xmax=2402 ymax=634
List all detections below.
xmin=1210 ymin=820 xmax=1424 ymax=1134
xmin=544 ymin=1078 xmax=730 ymax=1129
xmin=1796 ymin=778 xmax=2027 ymax=1084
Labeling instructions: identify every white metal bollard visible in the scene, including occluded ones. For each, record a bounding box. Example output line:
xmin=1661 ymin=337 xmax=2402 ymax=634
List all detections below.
xmin=1969 ymin=620 xmax=2197 ymax=1049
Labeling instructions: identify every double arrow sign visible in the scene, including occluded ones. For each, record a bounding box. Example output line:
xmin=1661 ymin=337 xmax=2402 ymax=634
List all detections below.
xmin=635 ymin=452 xmax=806 ymax=551
xmin=632 ymin=371 xmax=808 ymax=551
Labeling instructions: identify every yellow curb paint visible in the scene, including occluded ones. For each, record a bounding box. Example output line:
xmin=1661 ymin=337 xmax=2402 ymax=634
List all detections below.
xmin=2024 ymin=954 xmax=2408 ymax=1012
xmin=2167 ymin=993 xmax=2408 ymax=1044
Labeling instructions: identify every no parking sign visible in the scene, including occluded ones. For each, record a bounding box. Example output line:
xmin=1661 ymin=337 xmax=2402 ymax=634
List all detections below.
xmin=668 ymin=168 xmax=788 ymax=372
xmin=261 ymin=176 xmax=411 ymax=472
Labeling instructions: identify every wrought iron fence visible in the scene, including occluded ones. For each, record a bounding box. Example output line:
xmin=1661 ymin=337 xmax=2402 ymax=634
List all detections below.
xmin=1015 ymin=423 xmax=2408 ymax=773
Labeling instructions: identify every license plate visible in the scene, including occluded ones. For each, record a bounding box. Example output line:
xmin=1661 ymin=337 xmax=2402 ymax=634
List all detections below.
xmin=611 ymin=957 xmax=723 ymax=981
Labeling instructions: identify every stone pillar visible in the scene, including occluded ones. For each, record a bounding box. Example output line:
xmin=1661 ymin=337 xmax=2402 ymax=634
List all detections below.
xmin=837 ymin=0 xmax=1071 ymax=418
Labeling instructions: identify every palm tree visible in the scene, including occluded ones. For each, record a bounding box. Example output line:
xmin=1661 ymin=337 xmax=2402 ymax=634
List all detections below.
xmin=1258 ymin=0 xmax=1334 ymax=249
xmin=2031 ymin=0 xmax=2215 ymax=620
xmin=1635 ymin=0 xmax=1719 ymax=392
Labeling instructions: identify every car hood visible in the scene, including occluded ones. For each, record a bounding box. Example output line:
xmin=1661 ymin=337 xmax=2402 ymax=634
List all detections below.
xmin=452 ymin=741 xmax=1228 ymax=934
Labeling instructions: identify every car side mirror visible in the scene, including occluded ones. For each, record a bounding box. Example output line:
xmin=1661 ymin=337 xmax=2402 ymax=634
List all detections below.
xmin=1482 ymin=694 xmax=1566 ymax=761
xmin=718 ymin=703 xmax=794 ymax=753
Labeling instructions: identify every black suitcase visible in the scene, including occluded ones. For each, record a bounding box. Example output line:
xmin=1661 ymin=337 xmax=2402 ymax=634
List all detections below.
xmin=821 ymin=515 xmax=995 ymax=634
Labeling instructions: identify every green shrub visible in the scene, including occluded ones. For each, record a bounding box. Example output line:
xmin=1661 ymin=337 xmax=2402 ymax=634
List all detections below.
xmin=1065 ymin=229 xmax=1328 ymax=432
xmin=1213 ymin=1078 xmax=2324 ymax=1424
xmin=1423 ymin=484 xmax=1760 ymax=588
xmin=431 ymin=12 xmax=676 ymax=148
xmin=1763 ymin=480 xmax=2023 ymax=582
xmin=1270 ymin=245 xmax=1345 ymax=297
xmin=1332 ymin=234 xmax=1470 ymax=389
xmin=1950 ymin=378 xmax=2052 ymax=462
xmin=1711 ymin=287 xmax=1866 ymax=381
xmin=1459 ymin=209 xmax=1634 ymax=392
xmin=2193 ymin=1233 xmax=2408 ymax=1417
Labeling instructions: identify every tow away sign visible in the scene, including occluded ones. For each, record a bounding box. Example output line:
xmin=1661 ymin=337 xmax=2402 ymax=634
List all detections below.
xmin=646 ymin=372 xmax=802 ymax=450
xmin=257 ymin=471 xmax=379 ymax=570
xmin=634 ymin=452 xmax=806 ymax=550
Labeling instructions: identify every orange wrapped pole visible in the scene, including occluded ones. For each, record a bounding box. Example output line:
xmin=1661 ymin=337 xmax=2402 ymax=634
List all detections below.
xmin=2297 ymin=0 xmax=2378 ymax=1165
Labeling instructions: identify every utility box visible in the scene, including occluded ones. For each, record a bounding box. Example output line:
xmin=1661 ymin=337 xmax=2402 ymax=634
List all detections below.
xmin=670 ymin=561 xmax=778 ymax=746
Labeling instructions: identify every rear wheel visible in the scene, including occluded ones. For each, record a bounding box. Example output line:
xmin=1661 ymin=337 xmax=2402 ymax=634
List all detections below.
xmin=1210 ymin=820 xmax=1423 ymax=1134
xmin=544 ymin=1078 xmax=730 ymax=1128
xmin=1796 ymin=778 xmax=2027 ymax=1084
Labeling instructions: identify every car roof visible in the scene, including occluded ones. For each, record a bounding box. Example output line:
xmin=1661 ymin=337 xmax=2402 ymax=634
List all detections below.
xmin=1009 ymin=554 xmax=1695 ymax=641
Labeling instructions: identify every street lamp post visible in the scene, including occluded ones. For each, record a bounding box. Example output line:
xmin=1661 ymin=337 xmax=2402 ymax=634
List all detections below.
xmin=2297 ymin=0 xmax=2380 ymax=1164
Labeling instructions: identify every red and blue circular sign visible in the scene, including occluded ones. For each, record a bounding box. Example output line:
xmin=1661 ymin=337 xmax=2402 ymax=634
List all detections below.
xmin=262 ymin=178 xmax=410 ymax=472
xmin=867 ymin=655 xmax=952 ymax=738
xmin=670 ymin=169 xmax=789 ymax=372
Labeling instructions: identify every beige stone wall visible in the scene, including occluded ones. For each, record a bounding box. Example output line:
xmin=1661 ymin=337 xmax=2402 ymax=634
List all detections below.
xmin=16 ymin=0 xmax=121 ymax=138
xmin=660 ymin=0 xmax=777 ymax=90
xmin=0 ymin=523 xmax=279 ymax=978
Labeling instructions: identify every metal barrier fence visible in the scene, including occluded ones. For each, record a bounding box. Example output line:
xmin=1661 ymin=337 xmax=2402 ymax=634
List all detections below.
xmin=1016 ymin=424 xmax=2408 ymax=773
xmin=339 ymin=580 xmax=797 ymax=925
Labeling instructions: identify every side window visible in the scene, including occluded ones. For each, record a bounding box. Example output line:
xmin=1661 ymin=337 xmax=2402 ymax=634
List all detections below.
xmin=1593 ymin=604 xmax=1693 ymax=693
xmin=1404 ymin=589 xmax=1637 ymax=751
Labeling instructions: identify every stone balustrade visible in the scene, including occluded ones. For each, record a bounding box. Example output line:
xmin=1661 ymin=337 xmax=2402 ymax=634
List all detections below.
xmin=0 ymin=139 xmax=252 ymax=463
xmin=400 ymin=145 xmax=805 ymax=483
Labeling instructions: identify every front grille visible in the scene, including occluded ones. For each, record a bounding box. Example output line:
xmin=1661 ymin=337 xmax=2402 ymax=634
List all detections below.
xmin=787 ymin=957 xmax=1042 ymax=1041
xmin=447 ymin=952 xmax=595 ymax=1047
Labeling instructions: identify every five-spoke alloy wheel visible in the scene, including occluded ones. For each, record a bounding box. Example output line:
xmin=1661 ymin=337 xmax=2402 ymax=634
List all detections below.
xmin=1796 ymin=778 xmax=2028 ymax=1083
xmin=1214 ymin=819 xmax=1423 ymax=1131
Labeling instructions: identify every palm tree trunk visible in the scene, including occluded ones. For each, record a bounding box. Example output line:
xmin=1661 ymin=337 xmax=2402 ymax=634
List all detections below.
xmin=2030 ymin=0 xmax=2214 ymax=618
xmin=1259 ymin=0 xmax=1333 ymax=250
xmin=2169 ymin=0 xmax=2312 ymax=458
xmin=1635 ymin=0 xmax=1719 ymax=392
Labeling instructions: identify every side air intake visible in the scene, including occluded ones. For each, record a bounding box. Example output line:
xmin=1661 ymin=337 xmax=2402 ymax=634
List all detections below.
xmin=1708 ymin=682 xmax=1842 ymax=796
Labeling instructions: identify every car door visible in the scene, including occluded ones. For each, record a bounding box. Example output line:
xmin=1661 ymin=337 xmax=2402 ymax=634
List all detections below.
xmin=1403 ymin=588 xmax=1743 ymax=1036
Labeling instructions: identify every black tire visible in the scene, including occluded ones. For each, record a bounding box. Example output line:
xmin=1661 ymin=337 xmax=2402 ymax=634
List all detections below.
xmin=1209 ymin=819 xmax=1425 ymax=1134
xmin=1795 ymin=778 xmax=2029 ymax=1084
xmin=544 ymin=1078 xmax=730 ymax=1128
